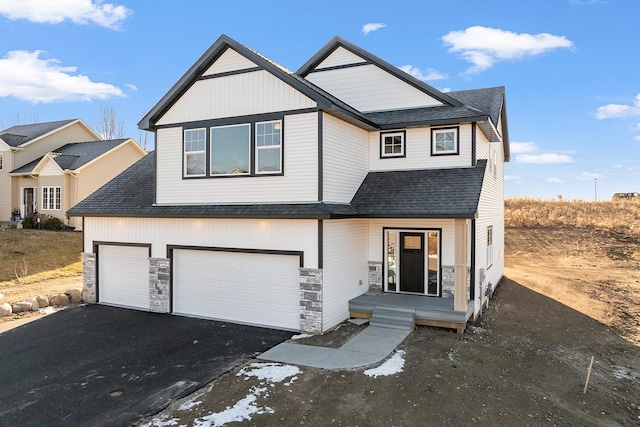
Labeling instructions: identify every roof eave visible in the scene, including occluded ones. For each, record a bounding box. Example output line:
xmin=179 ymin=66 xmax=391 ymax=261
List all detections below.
xmin=377 ymin=114 xmax=489 ymax=130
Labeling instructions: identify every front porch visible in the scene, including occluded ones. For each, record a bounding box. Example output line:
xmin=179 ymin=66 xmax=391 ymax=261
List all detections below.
xmin=349 ymin=293 xmax=474 ymax=334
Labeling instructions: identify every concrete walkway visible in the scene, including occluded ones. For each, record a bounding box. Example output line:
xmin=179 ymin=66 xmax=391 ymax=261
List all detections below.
xmin=259 ymin=326 xmax=410 ymax=369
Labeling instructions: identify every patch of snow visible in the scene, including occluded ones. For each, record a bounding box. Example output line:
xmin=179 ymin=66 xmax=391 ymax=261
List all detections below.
xmin=237 ymin=362 xmax=301 ymax=385
xmin=468 ymin=325 xmax=487 ymax=335
xmin=140 ymin=414 xmax=182 ymax=427
xmin=178 ymin=399 xmax=202 ymax=411
xmin=447 ymin=348 xmax=459 ymax=362
xmin=290 ymin=333 xmax=312 ymax=340
xmin=363 ymin=350 xmax=406 ymax=378
xmin=38 ymin=306 xmax=57 ymax=315
xmin=193 ymin=387 xmax=272 ymax=427
xmin=612 ymin=366 xmax=639 ymax=380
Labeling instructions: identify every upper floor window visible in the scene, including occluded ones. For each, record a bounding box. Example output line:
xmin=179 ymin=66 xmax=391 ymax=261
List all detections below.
xmin=42 ymin=186 xmax=61 ymax=210
xmin=431 ymin=127 xmax=459 ymax=156
xmin=380 ymin=131 xmax=406 ymax=158
xmin=256 ymin=121 xmax=282 ymax=173
xmin=211 ymin=124 xmax=250 ymax=175
xmin=184 ymin=128 xmax=206 ymax=176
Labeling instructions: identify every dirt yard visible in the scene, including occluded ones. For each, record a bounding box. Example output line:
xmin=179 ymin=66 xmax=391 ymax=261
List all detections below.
xmin=138 ymin=226 xmax=640 ymax=426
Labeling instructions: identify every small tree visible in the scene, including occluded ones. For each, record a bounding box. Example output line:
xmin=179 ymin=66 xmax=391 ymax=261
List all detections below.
xmin=95 ymin=105 xmax=125 ymax=140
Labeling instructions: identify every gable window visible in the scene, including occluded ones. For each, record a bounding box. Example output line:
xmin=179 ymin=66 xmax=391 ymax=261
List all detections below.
xmin=256 ymin=120 xmax=282 ymax=173
xmin=211 ymin=124 xmax=250 ymax=175
xmin=380 ymin=131 xmax=406 ymax=158
xmin=431 ymin=127 xmax=459 ymax=156
xmin=486 ymin=226 xmax=493 ymax=268
xmin=184 ymin=128 xmax=206 ymax=176
xmin=42 ymin=186 xmax=61 ymax=210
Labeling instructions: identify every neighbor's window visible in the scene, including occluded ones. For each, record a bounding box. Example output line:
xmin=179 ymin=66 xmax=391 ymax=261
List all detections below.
xmin=256 ymin=120 xmax=282 ymax=173
xmin=380 ymin=131 xmax=406 ymax=158
xmin=486 ymin=226 xmax=493 ymax=267
xmin=42 ymin=186 xmax=61 ymax=210
xmin=211 ymin=124 xmax=250 ymax=175
xmin=431 ymin=127 xmax=459 ymax=156
xmin=184 ymin=128 xmax=206 ymax=176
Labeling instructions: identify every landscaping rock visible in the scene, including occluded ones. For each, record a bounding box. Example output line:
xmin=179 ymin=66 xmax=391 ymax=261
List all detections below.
xmin=36 ymin=295 xmax=49 ymax=308
xmin=0 ymin=303 xmax=11 ymax=316
xmin=50 ymin=294 xmax=71 ymax=306
xmin=28 ymin=298 xmax=39 ymax=311
xmin=12 ymin=301 xmax=35 ymax=313
xmin=65 ymin=289 xmax=82 ymax=303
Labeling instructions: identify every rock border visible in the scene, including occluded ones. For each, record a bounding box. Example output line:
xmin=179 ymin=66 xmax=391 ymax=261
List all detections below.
xmin=0 ymin=289 xmax=83 ymax=317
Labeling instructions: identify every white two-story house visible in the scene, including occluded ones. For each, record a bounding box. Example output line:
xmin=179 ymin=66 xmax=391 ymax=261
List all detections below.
xmin=69 ymin=35 xmax=509 ymax=334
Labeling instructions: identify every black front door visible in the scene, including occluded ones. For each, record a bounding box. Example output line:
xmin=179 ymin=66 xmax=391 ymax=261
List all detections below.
xmin=399 ymin=232 xmax=425 ymax=293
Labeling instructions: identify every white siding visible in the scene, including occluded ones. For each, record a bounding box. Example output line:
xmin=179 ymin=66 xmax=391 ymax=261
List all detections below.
xmin=474 ymin=129 xmax=505 ymax=314
xmin=367 ymin=219 xmax=457 ymax=266
xmin=322 ymin=220 xmax=369 ymax=330
xmin=316 ymin=46 xmax=366 ymax=69
xmin=155 ymin=112 xmax=318 ymax=204
xmin=322 ymin=113 xmax=369 ymax=203
xmin=83 ymin=217 xmax=319 ymax=268
xmin=157 ymin=70 xmax=317 ymax=125
xmin=369 ymin=124 xmax=473 ymax=171
xmin=306 ymin=64 xmax=442 ymax=112
xmin=203 ymin=48 xmax=257 ymax=75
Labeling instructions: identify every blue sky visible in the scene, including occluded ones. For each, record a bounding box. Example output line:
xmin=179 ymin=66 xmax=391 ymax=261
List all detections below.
xmin=0 ymin=0 xmax=638 ymax=200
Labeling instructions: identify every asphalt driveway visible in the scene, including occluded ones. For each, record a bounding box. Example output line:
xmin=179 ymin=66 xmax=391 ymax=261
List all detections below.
xmin=0 ymin=305 xmax=291 ymax=427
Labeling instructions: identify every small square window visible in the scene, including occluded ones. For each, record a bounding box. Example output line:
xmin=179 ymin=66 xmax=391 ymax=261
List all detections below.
xmin=431 ymin=127 xmax=459 ymax=156
xmin=380 ymin=131 xmax=406 ymax=158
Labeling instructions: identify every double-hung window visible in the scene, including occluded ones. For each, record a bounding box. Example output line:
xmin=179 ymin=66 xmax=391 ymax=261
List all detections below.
xmin=184 ymin=129 xmax=206 ymax=176
xmin=256 ymin=121 xmax=282 ymax=173
xmin=42 ymin=186 xmax=61 ymax=210
xmin=486 ymin=226 xmax=493 ymax=268
xmin=431 ymin=127 xmax=459 ymax=156
xmin=380 ymin=131 xmax=405 ymax=158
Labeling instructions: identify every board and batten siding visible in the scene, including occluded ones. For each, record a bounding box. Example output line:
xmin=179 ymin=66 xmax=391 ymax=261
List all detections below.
xmin=156 ymin=70 xmax=317 ymax=126
xmin=474 ymin=129 xmax=505 ymax=312
xmin=367 ymin=219 xmax=459 ymax=267
xmin=203 ymin=48 xmax=257 ymax=76
xmin=83 ymin=217 xmax=319 ymax=268
xmin=155 ymin=112 xmax=318 ymax=204
xmin=322 ymin=220 xmax=369 ymax=330
xmin=322 ymin=113 xmax=369 ymax=203
xmin=315 ymin=46 xmax=367 ymax=69
xmin=369 ymin=124 xmax=473 ymax=172
xmin=306 ymin=64 xmax=442 ymax=113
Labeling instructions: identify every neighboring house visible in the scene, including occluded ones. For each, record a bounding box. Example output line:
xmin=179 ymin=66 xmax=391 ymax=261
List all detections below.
xmin=69 ymin=35 xmax=509 ymax=334
xmin=0 ymin=119 xmax=146 ymax=229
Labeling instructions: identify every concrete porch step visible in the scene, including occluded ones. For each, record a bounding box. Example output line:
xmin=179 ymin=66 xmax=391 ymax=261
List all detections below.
xmin=370 ymin=307 xmax=416 ymax=331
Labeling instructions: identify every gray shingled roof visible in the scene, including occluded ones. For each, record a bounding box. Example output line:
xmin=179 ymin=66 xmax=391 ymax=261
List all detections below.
xmin=69 ymin=152 xmax=485 ymax=219
xmin=448 ymin=87 xmax=505 ymax=127
xmin=364 ymin=105 xmax=488 ymax=129
xmin=351 ymin=160 xmax=487 ymax=218
xmin=0 ymin=119 xmax=77 ymax=147
xmin=11 ymin=139 xmax=129 ymax=174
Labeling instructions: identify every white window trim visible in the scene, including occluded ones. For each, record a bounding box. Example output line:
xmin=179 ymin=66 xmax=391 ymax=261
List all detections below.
xmin=380 ymin=131 xmax=406 ymax=158
xmin=183 ymin=128 xmax=207 ymax=177
xmin=431 ymin=127 xmax=459 ymax=156
xmin=255 ymin=120 xmax=282 ymax=175
xmin=210 ymin=123 xmax=251 ymax=176
xmin=486 ymin=226 xmax=493 ymax=268
xmin=42 ymin=186 xmax=61 ymax=210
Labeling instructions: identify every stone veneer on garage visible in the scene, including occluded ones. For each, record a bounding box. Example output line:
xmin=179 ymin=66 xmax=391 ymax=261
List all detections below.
xmin=149 ymin=258 xmax=170 ymax=313
xmin=299 ymin=268 xmax=323 ymax=334
xmin=82 ymin=252 xmax=97 ymax=303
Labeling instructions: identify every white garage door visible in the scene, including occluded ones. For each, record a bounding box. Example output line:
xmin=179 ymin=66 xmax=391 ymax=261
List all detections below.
xmin=173 ymin=249 xmax=300 ymax=330
xmin=99 ymin=245 xmax=149 ymax=310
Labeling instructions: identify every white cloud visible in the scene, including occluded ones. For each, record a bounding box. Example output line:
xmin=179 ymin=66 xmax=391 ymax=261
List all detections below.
xmin=613 ymin=163 xmax=623 ymax=169
xmin=635 ymin=135 xmax=640 ymax=142
xmin=576 ymin=171 xmax=604 ymax=181
xmin=442 ymin=26 xmax=574 ymax=74
xmin=546 ymin=177 xmax=566 ymax=184
xmin=0 ymin=0 xmax=132 ymax=29
xmin=594 ymin=93 xmax=640 ymax=119
xmin=570 ymin=0 xmax=606 ymax=4
xmin=398 ymin=65 xmax=447 ymax=81
xmin=0 ymin=50 xmax=124 ymax=103
xmin=362 ymin=23 xmax=386 ymax=35
xmin=516 ymin=153 xmax=574 ymax=164
xmin=124 ymin=83 xmax=138 ymax=91
xmin=510 ymin=141 xmax=538 ymax=154
xmin=504 ymin=175 xmax=522 ymax=181
xmin=439 ymin=87 xmax=451 ymax=93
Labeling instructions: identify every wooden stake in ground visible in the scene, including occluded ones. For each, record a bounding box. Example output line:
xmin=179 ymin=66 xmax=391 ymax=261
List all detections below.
xmin=583 ymin=355 xmax=595 ymax=394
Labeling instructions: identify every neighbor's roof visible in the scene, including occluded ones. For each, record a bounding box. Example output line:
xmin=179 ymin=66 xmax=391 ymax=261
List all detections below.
xmin=11 ymin=139 xmax=130 ymax=174
xmin=0 ymin=119 xmax=77 ymax=147
xmin=69 ymin=153 xmax=486 ymax=219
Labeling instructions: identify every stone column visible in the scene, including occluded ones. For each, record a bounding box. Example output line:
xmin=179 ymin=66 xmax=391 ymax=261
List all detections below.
xmin=368 ymin=261 xmax=382 ymax=294
xmin=299 ymin=268 xmax=323 ymax=334
xmin=82 ymin=252 xmax=96 ymax=303
xmin=149 ymin=258 xmax=170 ymax=313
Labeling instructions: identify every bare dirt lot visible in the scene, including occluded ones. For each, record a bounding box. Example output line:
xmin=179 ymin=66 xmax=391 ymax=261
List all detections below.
xmin=138 ymin=226 xmax=640 ymax=426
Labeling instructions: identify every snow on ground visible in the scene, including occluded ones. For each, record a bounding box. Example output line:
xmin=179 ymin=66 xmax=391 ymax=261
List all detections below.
xmin=38 ymin=306 xmax=57 ymax=315
xmin=139 ymin=413 xmax=183 ymax=427
xmin=290 ymin=333 xmax=313 ymax=340
xmin=183 ymin=362 xmax=302 ymax=427
xmin=363 ymin=350 xmax=406 ymax=378
xmin=178 ymin=399 xmax=202 ymax=411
